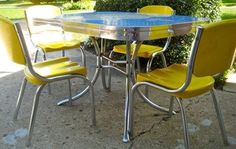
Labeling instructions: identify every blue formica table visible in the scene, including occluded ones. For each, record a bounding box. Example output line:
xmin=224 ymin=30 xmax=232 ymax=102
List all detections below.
xmin=33 ymin=11 xmax=208 ymax=142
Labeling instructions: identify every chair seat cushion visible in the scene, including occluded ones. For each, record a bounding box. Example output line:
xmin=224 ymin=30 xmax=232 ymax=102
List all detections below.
xmin=113 ymin=44 xmax=163 ymax=58
xmin=24 ymin=57 xmax=87 ymax=85
xmin=137 ymin=64 xmax=215 ymax=98
xmin=37 ymin=39 xmax=81 ymax=53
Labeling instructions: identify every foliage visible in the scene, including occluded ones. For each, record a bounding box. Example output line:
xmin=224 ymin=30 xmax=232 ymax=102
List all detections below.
xmin=94 ymin=0 xmax=221 ymax=66
xmin=63 ymin=2 xmax=81 ymax=10
xmin=195 ymin=0 xmax=222 ymax=21
xmin=30 ymin=0 xmax=54 ymax=4
xmin=62 ymin=0 xmax=93 ymax=10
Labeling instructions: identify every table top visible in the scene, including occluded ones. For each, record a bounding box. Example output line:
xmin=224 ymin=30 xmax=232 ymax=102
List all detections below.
xmin=62 ymin=11 xmax=207 ymax=27
xmin=33 ymin=11 xmax=209 ymax=41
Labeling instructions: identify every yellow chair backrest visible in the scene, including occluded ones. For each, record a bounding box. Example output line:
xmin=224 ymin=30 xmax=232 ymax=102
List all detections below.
xmin=139 ymin=5 xmax=174 ymax=40
xmin=193 ymin=19 xmax=236 ymax=77
xmin=0 ymin=15 xmax=26 ymax=65
xmin=139 ymin=5 xmax=174 ymax=15
xmin=25 ymin=5 xmax=61 ymax=35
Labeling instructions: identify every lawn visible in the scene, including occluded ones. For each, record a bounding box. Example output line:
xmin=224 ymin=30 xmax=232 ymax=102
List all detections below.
xmin=0 ymin=0 xmax=66 ymax=20
xmin=0 ymin=0 xmax=93 ymax=20
xmin=0 ymin=1 xmax=37 ymax=20
xmin=222 ymin=0 xmax=236 ymax=6
xmin=0 ymin=8 xmax=25 ymax=20
xmin=221 ymin=0 xmax=236 ymax=20
xmin=221 ymin=6 xmax=236 ymax=20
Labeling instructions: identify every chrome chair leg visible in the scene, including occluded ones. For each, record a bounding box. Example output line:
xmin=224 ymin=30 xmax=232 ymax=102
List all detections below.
xmin=40 ymin=52 xmax=52 ymax=95
xmin=123 ymin=94 xmax=131 ymax=143
xmin=39 ymin=51 xmax=52 ymax=95
xmin=62 ymin=50 xmax=65 ymax=57
xmin=13 ymin=77 xmax=27 ymax=121
xmin=101 ymin=65 xmax=111 ymax=91
xmin=100 ymin=38 xmax=111 ymax=91
xmin=42 ymin=51 xmax=46 ymax=61
xmin=88 ymin=80 xmax=96 ymax=126
xmin=210 ymin=89 xmax=229 ymax=145
xmin=176 ymin=97 xmax=190 ymax=149
xmin=160 ymin=53 xmax=167 ymax=67
xmin=123 ymin=81 xmax=137 ymax=143
xmin=168 ymin=96 xmax=175 ymax=117
xmin=136 ymin=57 xmax=141 ymax=72
xmin=80 ymin=46 xmax=87 ymax=85
xmin=80 ymin=46 xmax=86 ymax=68
xmin=144 ymin=56 xmax=153 ymax=98
xmin=34 ymin=50 xmax=39 ymax=63
xmin=101 ymin=51 xmax=112 ymax=91
xmin=34 ymin=49 xmax=51 ymax=94
xmin=106 ymin=51 xmax=113 ymax=90
xmin=26 ymin=85 xmax=45 ymax=147
xmin=128 ymin=82 xmax=136 ymax=137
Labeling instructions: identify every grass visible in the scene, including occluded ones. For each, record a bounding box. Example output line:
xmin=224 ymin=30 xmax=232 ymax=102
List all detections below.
xmin=0 ymin=8 xmax=87 ymax=20
xmin=221 ymin=0 xmax=236 ymax=20
xmin=0 ymin=1 xmax=34 ymax=20
xmin=222 ymin=0 xmax=236 ymax=6
xmin=222 ymin=0 xmax=236 ymax=2
xmin=0 ymin=0 xmax=67 ymax=20
xmin=0 ymin=0 xmax=93 ymax=20
xmin=221 ymin=6 xmax=236 ymax=20
xmin=0 ymin=8 xmax=25 ymax=20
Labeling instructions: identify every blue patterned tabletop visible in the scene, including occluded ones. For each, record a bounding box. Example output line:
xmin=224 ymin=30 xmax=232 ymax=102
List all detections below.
xmin=62 ymin=11 xmax=208 ymax=27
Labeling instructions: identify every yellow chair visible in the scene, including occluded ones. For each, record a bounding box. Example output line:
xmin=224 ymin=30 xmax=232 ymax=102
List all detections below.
xmin=25 ymin=5 xmax=84 ymax=62
xmin=101 ymin=5 xmax=174 ymax=91
xmin=124 ymin=19 xmax=236 ymax=148
xmin=0 ymin=16 xmax=95 ymax=146
xmin=112 ymin=5 xmax=174 ymax=70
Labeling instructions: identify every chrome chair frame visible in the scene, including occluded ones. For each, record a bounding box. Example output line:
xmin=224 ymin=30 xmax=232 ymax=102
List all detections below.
xmin=124 ymin=26 xmax=229 ymax=148
xmin=12 ymin=23 xmax=96 ymax=147
xmin=25 ymin=5 xmax=86 ymax=65
xmin=25 ymin=5 xmax=87 ymax=95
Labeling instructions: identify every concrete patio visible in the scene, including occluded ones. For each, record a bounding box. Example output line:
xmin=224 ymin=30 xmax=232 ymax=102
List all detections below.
xmin=0 ymin=21 xmax=236 ymax=149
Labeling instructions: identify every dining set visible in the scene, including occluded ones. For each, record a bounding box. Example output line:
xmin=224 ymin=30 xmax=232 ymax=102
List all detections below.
xmin=0 ymin=4 xmax=236 ymax=149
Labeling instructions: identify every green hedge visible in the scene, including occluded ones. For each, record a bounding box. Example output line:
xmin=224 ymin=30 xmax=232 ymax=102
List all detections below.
xmin=30 ymin=0 xmax=54 ymax=4
xmin=63 ymin=0 xmax=93 ymax=10
xmin=94 ymin=0 xmax=221 ymax=67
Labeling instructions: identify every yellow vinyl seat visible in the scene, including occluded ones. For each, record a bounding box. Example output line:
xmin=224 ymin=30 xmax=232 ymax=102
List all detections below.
xmin=113 ymin=44 xmax=163 ymax=58
xmin=36 ymin=39 xmax=82 ymax=53
xmin=124 ymin=19 xmax=236 ymax=149
xmin=24 ymin=57 xmax=87 ymax=85
xmin=25 ymin=5 xmax=84 ymax=62
xmin=137 ymin=64 xmax=214 ymax=98
xmin=0 ymin=15 xmax=95 ymax=147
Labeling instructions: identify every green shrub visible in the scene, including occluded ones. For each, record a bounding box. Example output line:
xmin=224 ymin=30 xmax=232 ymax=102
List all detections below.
xmin=63 ymin=2 xmax=81 ymax=10
xmin=94 ymin=0 xmax=221 ymax=66
xmin=80 ymin=0 xmax=94 ymax=9
xmin=30 ymin=0 xmax=54 ymax=4
xmin=222 ymin=0 xmax=236 ymax=3
xmin=63 ymin=0 xmax=93 ymax=10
